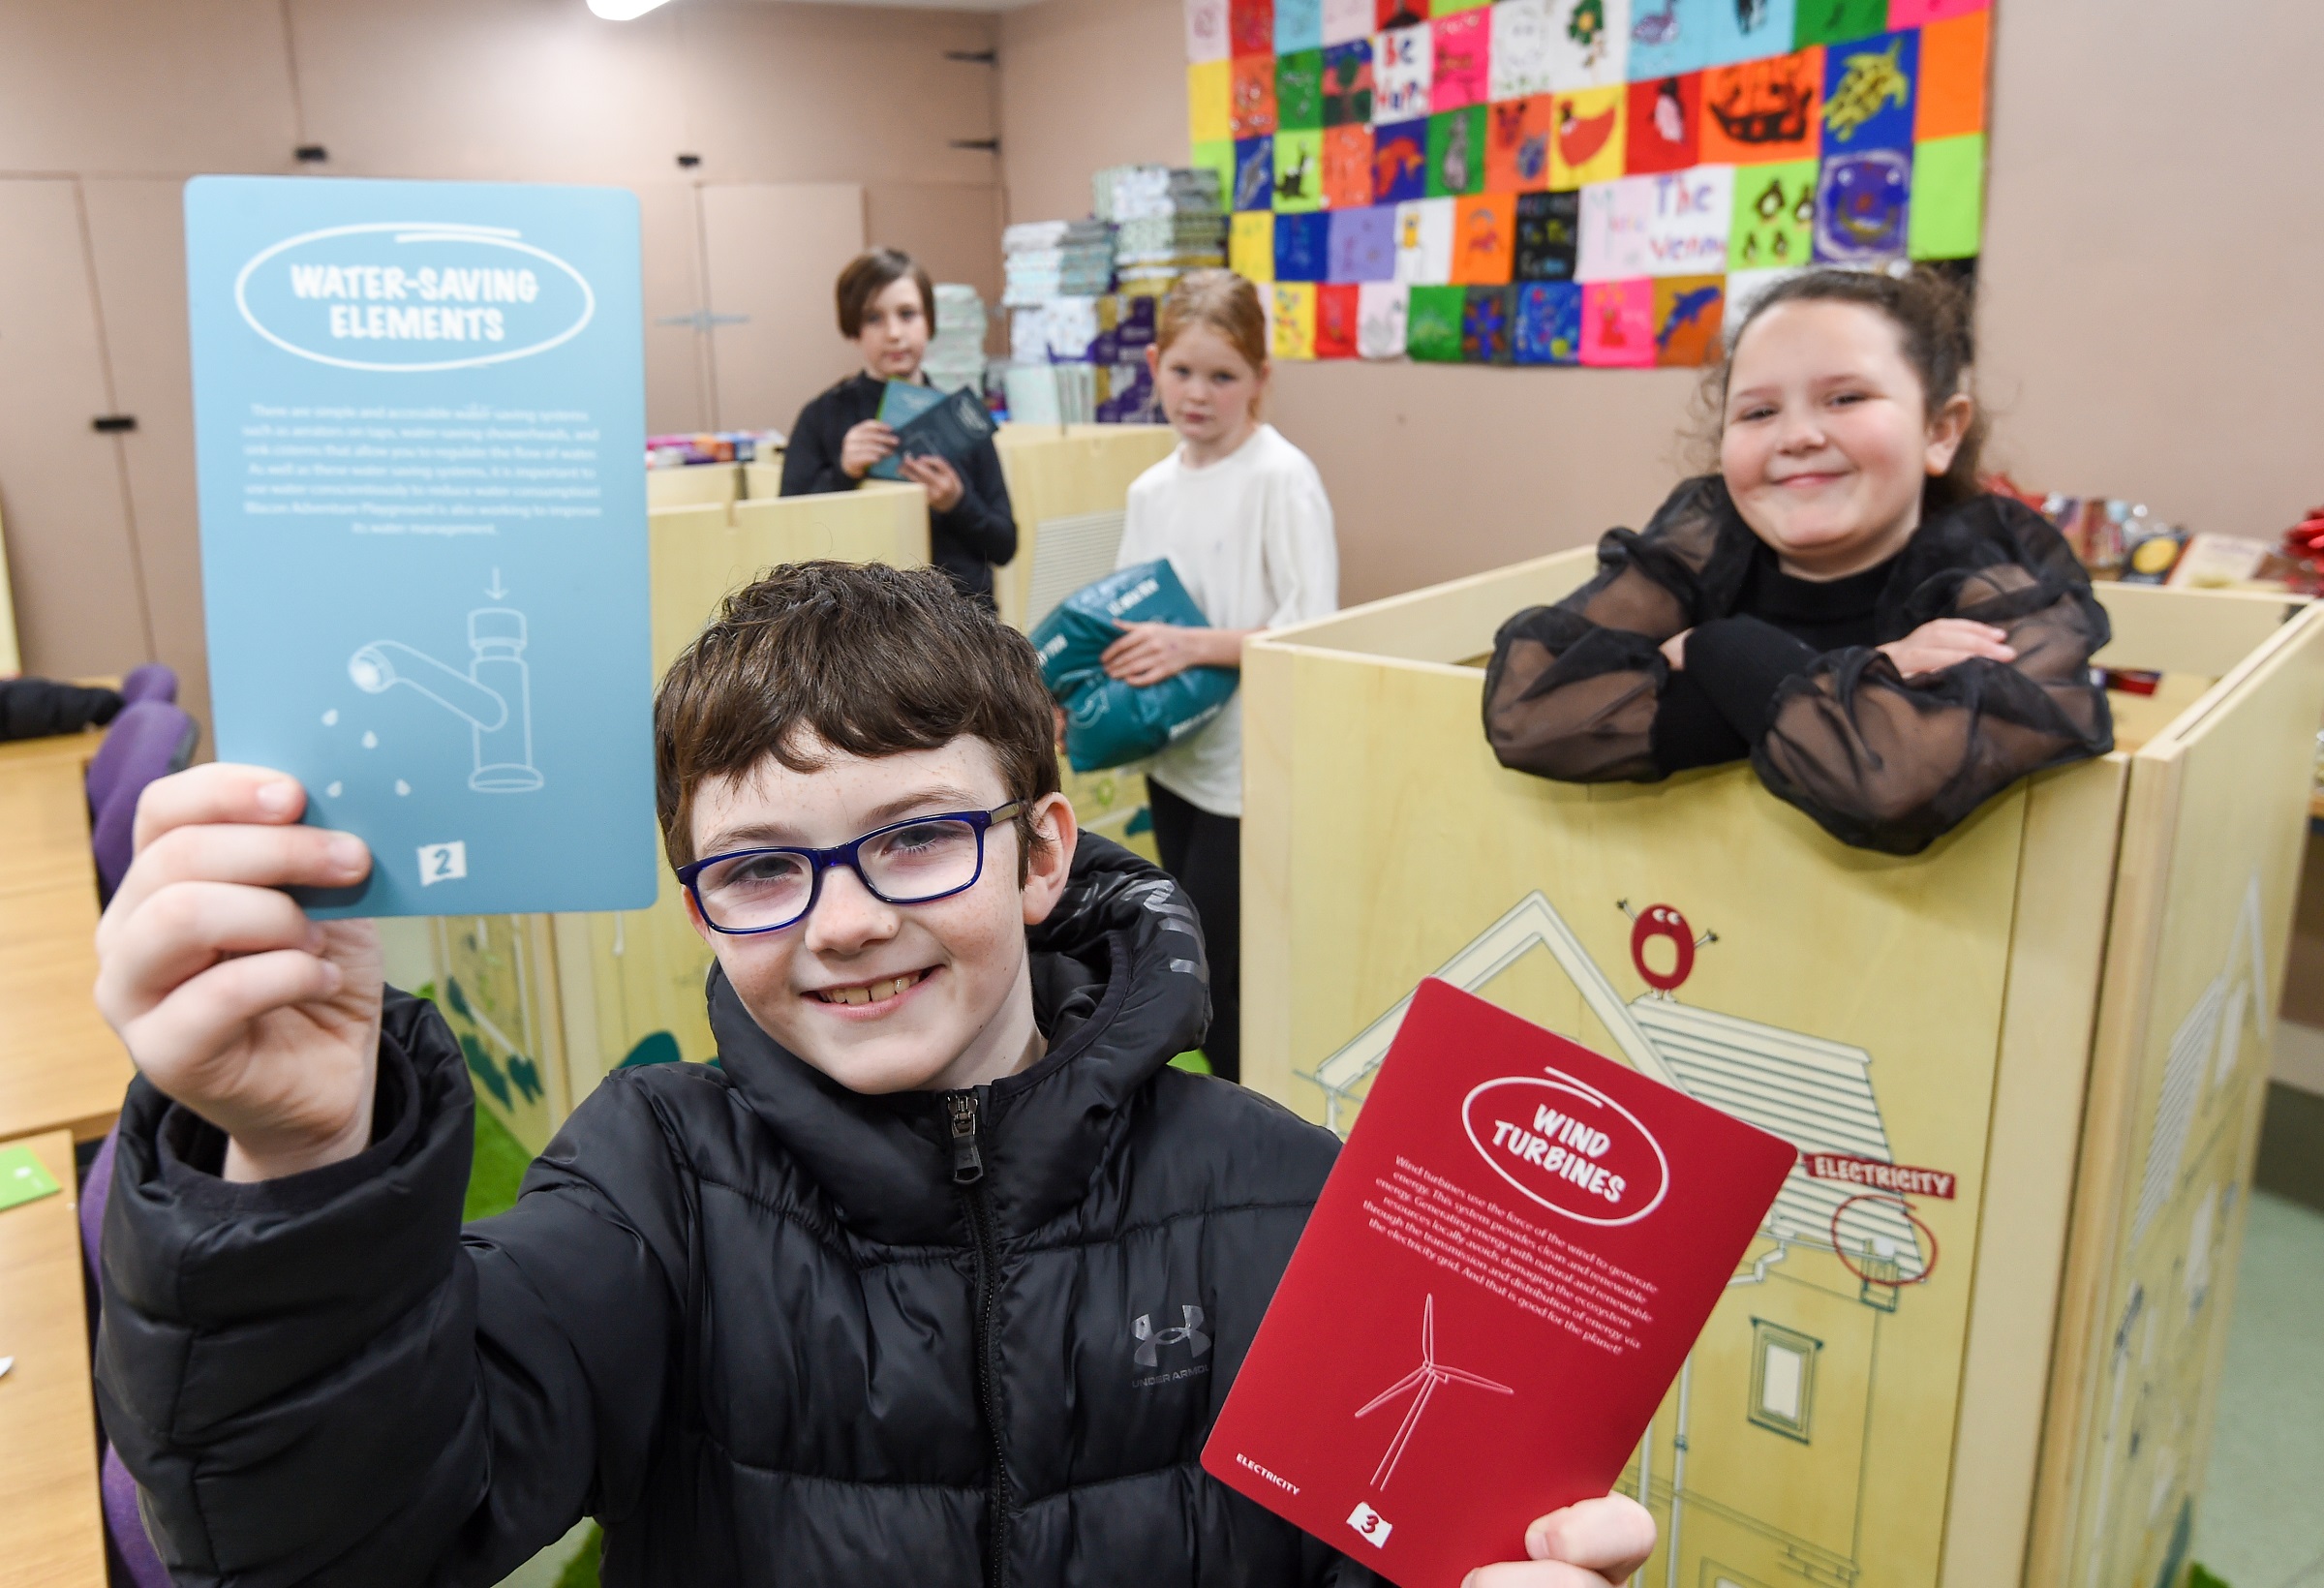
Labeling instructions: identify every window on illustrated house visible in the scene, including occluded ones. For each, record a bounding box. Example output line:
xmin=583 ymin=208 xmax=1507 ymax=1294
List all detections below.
xmin=1747 ymin=1318 xmax=1819 ymax=1442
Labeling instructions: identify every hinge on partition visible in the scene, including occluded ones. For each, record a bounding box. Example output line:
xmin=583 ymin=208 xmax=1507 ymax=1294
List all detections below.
xmin=951 ymin=138 xmax=1001 ymax=153
xmin=91 ymin=415 xmax=138 ymax=434
xmin=944 ymin=48 xmax=997 ymax=65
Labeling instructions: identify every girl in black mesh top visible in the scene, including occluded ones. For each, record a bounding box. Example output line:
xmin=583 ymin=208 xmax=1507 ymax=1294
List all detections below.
xmin=1483 ymin=268 xmax=2112 ymax=855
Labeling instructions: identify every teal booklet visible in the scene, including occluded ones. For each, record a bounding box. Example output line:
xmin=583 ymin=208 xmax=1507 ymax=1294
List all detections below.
xmin=868 ymin=379 xmax=996 ymax=481
xmin=185 ymin=176 xmax=657 ymax=918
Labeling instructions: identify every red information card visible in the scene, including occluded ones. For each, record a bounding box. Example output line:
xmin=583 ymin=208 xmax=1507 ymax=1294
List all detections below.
xmin=1203 ymin=980 xmax=1798 ymax=1586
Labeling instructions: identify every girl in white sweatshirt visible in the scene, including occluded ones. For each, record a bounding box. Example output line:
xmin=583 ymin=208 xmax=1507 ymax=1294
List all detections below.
xmin=1103 ymin=269 xmax=1339 ymax=1083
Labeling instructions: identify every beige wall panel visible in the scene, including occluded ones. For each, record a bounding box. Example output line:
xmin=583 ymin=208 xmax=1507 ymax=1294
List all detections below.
xmin=866 ymin=181 xmax=1004 ymax=324
xmin=0 ymin=178 xmax=150 ymax=680
xmin=1974 ymin=0 xmax=2324 ymax=539
xmin=632 ymin=181 xmax=713 ymax=436
xmin=0 ymin=0 xmax=293 ymax=175
xmin=997 ymin=0 xmax=1185 ymax=223
xmin=285 ymin=0 xmax=690 ymax=183
xmin=699 ymin=182 xmax=867 ymax=434
xmin=80 ymin=177 xmax=212 ymax=733
xmin=675 ymin=4 xmax=996 ymax=189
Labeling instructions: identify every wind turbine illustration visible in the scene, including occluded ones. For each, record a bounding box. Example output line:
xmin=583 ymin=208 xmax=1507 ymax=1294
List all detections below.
xmin=1355 ymin=1295 xmax=1514 ymax=1489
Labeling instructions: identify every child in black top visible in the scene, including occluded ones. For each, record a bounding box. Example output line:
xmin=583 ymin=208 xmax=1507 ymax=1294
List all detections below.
xmin=1484 ymin=268 xmax=2112 ymax=855
xmin=780 ymin=249 xmax=1017 ymax=608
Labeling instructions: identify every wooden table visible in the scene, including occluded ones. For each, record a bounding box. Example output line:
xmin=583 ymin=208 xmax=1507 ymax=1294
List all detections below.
xmin=0 ymin=1129 xmax=107 ymax=1588
xmin=0 ymin=733 xmax=132 ymax=1143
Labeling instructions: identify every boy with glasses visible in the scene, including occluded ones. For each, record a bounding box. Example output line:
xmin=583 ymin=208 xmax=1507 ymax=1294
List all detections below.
xmin=91 ymin=563 xmax=1650 ymax=1586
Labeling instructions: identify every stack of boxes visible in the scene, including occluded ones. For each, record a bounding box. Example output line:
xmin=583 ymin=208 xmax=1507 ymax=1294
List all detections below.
xmin=922 ymin=283 xmax=991 ymax=396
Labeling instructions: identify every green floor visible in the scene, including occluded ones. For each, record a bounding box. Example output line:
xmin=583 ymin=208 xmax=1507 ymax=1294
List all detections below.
xmin=2190 ymin=1189 xmax=2324 ymax=1588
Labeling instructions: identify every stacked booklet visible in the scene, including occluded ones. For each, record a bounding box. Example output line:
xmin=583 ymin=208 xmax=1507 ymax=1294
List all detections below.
xmin=1097 ymin=165 xmax=1227 ymax=299
xmin=921 ymin=283 xmax=990 ymax=396
xmin=1001 ymin=219 xmax=1115 ymax=308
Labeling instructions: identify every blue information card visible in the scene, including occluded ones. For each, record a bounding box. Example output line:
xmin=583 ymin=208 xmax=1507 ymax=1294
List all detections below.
xmin=186 ymin=176 xmax=657 ymax=917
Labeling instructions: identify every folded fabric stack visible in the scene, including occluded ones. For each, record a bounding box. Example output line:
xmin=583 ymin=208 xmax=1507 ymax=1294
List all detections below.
xmin=922 ymin=283 xmax=990 ymax=395
xmin=1002 ymin=219 xmax=1115 ymax=308
xmin=1096 ymin=166 xmax=1226 ymax=299
xmin=1002 ymin=363 xmax=1096 ymax=426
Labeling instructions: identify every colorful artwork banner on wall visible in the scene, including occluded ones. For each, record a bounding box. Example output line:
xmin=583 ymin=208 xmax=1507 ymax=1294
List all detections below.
xmin=1188 ymin=0 xmax=1988 ymax=366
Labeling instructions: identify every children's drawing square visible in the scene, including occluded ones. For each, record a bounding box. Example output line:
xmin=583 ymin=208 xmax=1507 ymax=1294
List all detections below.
xmin=1189 ymin=59 xmax=1234 ymax=144
xmin=1485 ymin=96 xmax=1555 ymax=193
xmin=1232 ymin=0 xmax=1277 ymax=57
xmin=1793 ymin=0 xmax=1886 ymax=47
xmin=1276 ymin=0 xmax=1325 ymax=53
xmin=1357 ymin=280 xmax=1411 ymax=356
xmin=1514 ymin=280 xmax=1583 ymax=362
xmin=1625 ymin=72 xmax=1701 ymax=173
xmin=1232 ymin=53 xmax=1280 ymax=138
xmin=1426 ymin=105 xmax=1487 ymax=196
xmin=1580 ymin=277 xmax=1656 ymax=364
xmin=1323 ymin=38 xmax=1377 ymax=125
xmin=1885 ymin=0 xmax=1985 ymax=26
xmin=1234 ymin=135 xmax=1278 ymax=211
xmin=1329 ymin=202 xmax=1400 ymax=279
xmin=1819 ymin=29 xmax=1916 ymax=154
xmin=1913 ymin=10 xmax=1987 ymax=140
xmin=1489 ymin=0 xmax=1555 ymax=101
xmin=1462 ymin=285 xmax=1515 ymax=363
xmin=1640 ymin=164 xmax=1733 ymax=275
xmin=1314 ymin=281 xmax=1362 ymax=356
xmin=1653 ymin=273 xmax=1726 ymax=364
xmin=1188 ymin=0 xmax=1232 ymax=63
xmin=1514 ymin=189 xmax=1581 ymax=280
xmin=1429 ymin=9 xmax=1491 ymax=109
xmin=1230 ymin=208 xmax=1278 ymax=278
xmin=1373 ymin=118 xmax=1431 ymax=202
xmin=1549 ymin=85 xmax=1627 ymax=189
xmin=1908 ymin=132 xmax=1982 ymax=260
xmin=1544 ymin=0 xmax=1631 ymax=91
xmin=1452 ymin=192 xmax=1517 ymax=284
xmin=1698 ymin=47 xmax=1822 ymax=165
xmin=1274 ymin=128 xmax=1327 ymax=210
xmin=1814 ymin=146 xmax=1911 ymax=260
xmin=1278 ymin=48 xmax=1327 ymax=130
xmin=1728 ymin=158 xmax=1817 ymax=269
xmin=1374 ymin=23 xmax=1433 ymax=120
xmin=1324 ymin=124 xmax=1377 ymax=206
xmin=1407 ymin=282 xmax=1467 ymax=359
xmin=1270 ymin=281 xmax=1318 ymax=357
xmin=1275 ymin=210 xmax=1331 ymax=278
xmin=1394 ymin=195 xmax=1456 ymax=282
xmin=1575 ymin=173 xmax=1654 ymax=280
xmin=1323 ymin=0 xmax=1377 ymax=46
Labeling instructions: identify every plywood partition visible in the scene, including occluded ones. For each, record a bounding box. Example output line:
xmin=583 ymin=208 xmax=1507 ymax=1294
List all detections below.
xmin=646 ymin=465 xmax=742 ymax=511
xmin=990 ymin=423 xmax=1176 ymax=631
xmin=1242 ymin=567 xmax=2319 ymax=1588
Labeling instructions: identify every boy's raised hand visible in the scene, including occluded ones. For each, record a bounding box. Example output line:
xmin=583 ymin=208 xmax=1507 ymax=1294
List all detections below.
xmin=1464 ymin=1495 xmax=1658 ymax=1588
xmin=94 ymin=764 xmax=384 ymax=1182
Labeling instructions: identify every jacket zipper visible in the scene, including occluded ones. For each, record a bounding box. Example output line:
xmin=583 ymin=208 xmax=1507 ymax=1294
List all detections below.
xmin=947 ymin=1089 xmax=1011 ymax=1588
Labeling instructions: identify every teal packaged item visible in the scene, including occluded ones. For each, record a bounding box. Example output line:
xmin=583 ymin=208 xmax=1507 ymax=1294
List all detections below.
xmin=868 ymin=380 xmax=997 ymax=482
xmin=1029 ymin=561 xmax=1238 ymax=773
xmin=866 ymin=381 xmax=945 ymax=480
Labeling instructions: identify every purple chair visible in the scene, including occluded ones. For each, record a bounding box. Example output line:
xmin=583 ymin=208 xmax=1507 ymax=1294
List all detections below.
xmin=87 ymin=702 xmax=200 ymax=904
xmin=77 ymin=1130 xmax=171 ymax=1588
xmin=117 ymin=664 xmax=178 ymax=706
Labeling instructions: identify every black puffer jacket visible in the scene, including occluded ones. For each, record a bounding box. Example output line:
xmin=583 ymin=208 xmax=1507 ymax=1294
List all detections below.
xmin=96 ymin=838 xmax=1378 ymax=1588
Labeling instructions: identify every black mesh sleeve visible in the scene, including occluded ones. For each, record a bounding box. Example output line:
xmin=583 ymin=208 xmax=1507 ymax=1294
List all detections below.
xmin=1752 ymin=504 xmax=2116 ymax=855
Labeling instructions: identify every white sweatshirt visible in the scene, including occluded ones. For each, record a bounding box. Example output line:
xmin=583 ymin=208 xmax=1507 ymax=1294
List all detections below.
xmin=1114 ymin=423 xmax=1338 ymax=817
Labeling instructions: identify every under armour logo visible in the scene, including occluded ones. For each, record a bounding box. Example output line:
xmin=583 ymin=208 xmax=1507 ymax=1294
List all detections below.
xmin=1132 ymin=1305 xmax=1211 ymax=1367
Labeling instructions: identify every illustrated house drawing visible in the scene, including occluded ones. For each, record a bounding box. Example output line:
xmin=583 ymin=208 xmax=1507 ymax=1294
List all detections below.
xmin=1303 ymin=890 xmax=1930 ymax=1284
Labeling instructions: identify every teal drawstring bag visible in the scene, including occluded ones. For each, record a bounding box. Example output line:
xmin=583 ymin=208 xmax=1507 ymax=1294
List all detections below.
xmin=1030 ymin=560 xmax=1238 ymax=773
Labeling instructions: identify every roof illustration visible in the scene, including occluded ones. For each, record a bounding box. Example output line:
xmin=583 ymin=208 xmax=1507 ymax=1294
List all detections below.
xmin=1303 ymin=890 xmax=1929 ymax=1281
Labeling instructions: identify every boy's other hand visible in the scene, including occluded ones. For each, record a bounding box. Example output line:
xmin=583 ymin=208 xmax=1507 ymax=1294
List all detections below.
xmin=94 ymin=764 xmax=385 ymax=1183
xmin=1658 ymin=628 xmax=1693 ymax=672
xmin=840 ymin=420 xmax=899 ymax=480
xmin=897 ymin=453 xmax=965 ymax=512
xmin=1878 ymin=619 xmax=2016 ymax=678
xmin=1462 ymin=1494 xmax=1657 ymax=1588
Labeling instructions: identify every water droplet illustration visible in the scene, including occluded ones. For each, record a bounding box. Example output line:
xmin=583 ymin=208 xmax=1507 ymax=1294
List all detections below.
xmin=325 ymin=780 xmax=344 ymax=798
xmin=361 ymin=730 xmax=379 ymax=749
xmin=394 ymin=779 xmax=412 ymax=796
xmin=321 ymin=708 xmax=339 ymax=726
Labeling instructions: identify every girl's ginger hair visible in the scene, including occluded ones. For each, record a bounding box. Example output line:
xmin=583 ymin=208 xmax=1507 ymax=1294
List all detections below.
xmin=1155 ymin=269 xmax=1271 ymax=388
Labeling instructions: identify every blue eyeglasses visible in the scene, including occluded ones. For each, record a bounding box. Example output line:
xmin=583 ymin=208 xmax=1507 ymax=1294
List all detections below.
xmin=676 ymin=802 xmax=1024 ymax=935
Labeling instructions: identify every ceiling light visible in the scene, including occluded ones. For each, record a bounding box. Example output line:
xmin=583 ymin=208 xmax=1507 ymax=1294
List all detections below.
xmin=587 ymin=0 xmax=671 ymax=18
